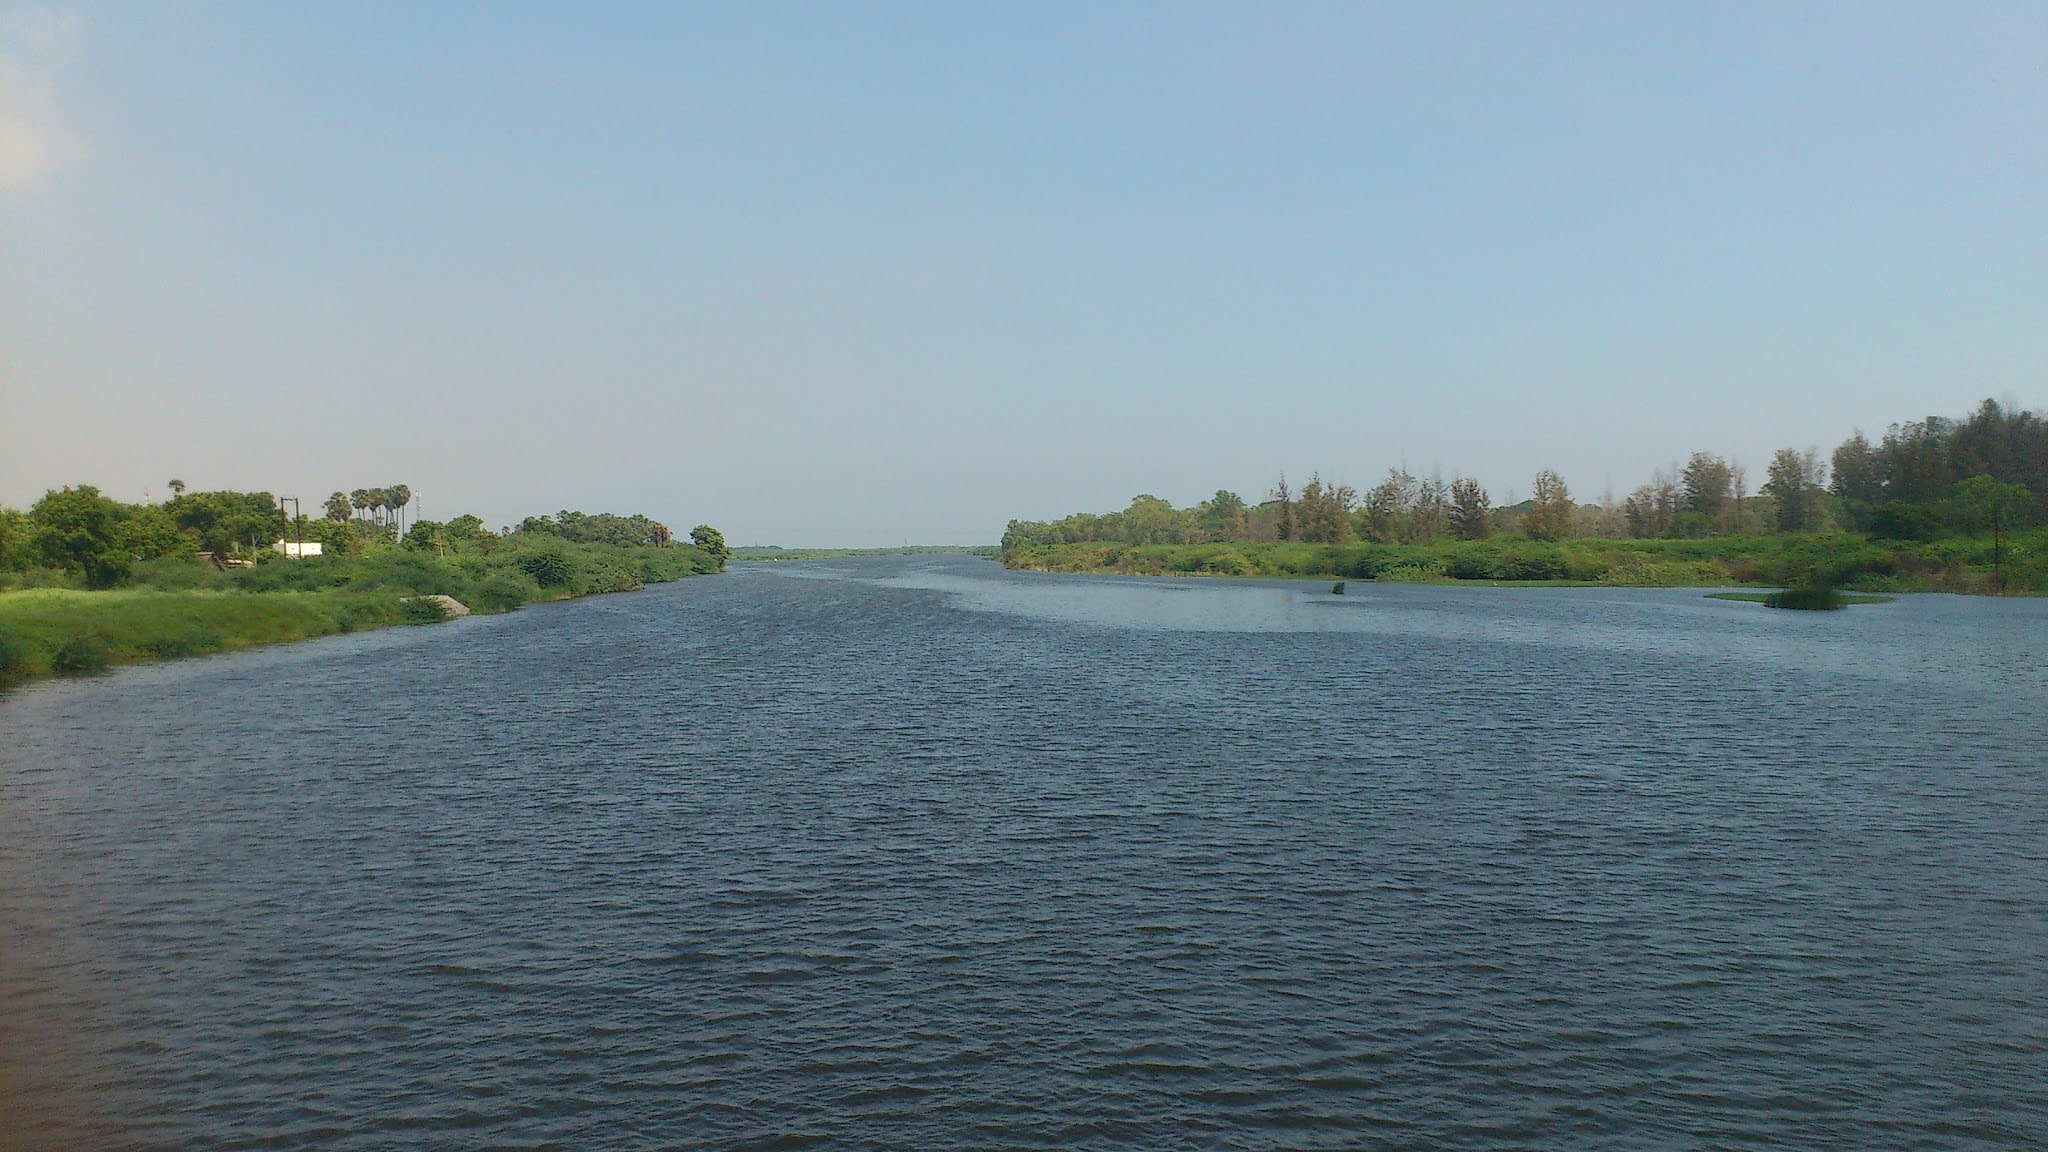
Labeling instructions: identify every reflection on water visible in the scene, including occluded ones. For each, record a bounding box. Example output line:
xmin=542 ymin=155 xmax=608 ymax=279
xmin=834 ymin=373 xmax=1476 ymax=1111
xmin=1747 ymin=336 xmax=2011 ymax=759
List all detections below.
xmin=2 ymin=557 xmax=2044 ymax=1149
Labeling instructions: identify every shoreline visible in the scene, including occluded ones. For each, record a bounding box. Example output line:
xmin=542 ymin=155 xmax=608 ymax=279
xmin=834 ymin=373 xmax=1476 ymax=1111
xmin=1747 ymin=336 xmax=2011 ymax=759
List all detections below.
xmin=997 ymin=535 xmax=2040 ymax=596
xmin=0 ymin=575 xmax=712 ymax=689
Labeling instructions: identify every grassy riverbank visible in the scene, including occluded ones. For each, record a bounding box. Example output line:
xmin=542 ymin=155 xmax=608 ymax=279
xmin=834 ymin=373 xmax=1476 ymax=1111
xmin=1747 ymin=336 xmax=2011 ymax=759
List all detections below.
xmin=0 ymin=537 xmax=723 ymax=686
xmin=0 ymin=588 xmax=405 ymax=678
xmin=1001 ymin=531 xmax=2047 ymax=594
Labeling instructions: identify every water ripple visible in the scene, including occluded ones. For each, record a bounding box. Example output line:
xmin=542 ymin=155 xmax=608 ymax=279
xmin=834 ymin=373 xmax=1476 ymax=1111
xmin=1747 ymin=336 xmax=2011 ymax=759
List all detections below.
xmin=2 ymin=557 xmax=2044 ymax=1149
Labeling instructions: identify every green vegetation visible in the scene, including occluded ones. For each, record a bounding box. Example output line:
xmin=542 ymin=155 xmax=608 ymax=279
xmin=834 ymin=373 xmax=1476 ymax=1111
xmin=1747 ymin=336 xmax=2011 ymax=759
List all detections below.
xmin=0 ymin=588 xmax=405 ymax=681
xmin=1003 ymin=398 xmax=2047 ymax=595
xmin=0 ymin=489 xmax=725 ymax=686
xmin=1708 ymin=591 xmax=1892 ymax=606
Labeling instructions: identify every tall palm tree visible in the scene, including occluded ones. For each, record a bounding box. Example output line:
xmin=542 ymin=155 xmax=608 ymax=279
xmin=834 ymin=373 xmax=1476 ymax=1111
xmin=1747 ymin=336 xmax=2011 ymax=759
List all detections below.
xmin=389 ymin=484 xmax=412 ymax=536
xmin=324 ymin=492 xmax=352 ymax=522
xmin=351 ymin=489 xmax=371 ymax=523
xmin=168 ymin=479 xmax=186 ymax=498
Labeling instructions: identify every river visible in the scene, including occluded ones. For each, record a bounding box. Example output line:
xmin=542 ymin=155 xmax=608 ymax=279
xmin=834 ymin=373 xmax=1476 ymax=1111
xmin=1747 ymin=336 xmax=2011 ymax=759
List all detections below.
xmin=2 ymin=556 xmax=2043 ymax=1149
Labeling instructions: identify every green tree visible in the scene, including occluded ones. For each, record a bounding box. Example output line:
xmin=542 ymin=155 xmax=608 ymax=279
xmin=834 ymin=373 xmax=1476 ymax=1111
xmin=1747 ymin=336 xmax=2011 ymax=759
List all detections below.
xmin=351 ymin=489 xmax=371 ymax=522
xmin=1411 ymin=473 xmax=1450 ymax=541
xmin=690 ymin=524 xmax=729 ymax=562
xmin=1448 ymin=477 xmax=1492 ymax=540
xmin=389 ymin=484 xmax=413 ymax=535
xmin=1955 ymin=474 xmax=2032 ymax=592
xmin=1360 ymin=468 xmax=1416 ymax=542
xmin=1623 ymin=467 xmax=1682 ymax=538
xmin=1763 ymin=447 xmax=1825 ymax=533
xmin=1122 ymin=494 xmax=1187 ymax=545
xmin=167 ymin=479 xmax=186 ymax=498
xmin=31 ymin=485 xmax=131 ymax=586
xmin=1524 ymin=470 xmax=1575 ymax=541
xmin=171 ymin=490 xmax=285 ymax=556
xmin=1295 ymin=475 xmax=1354 ymax=544
xmin=324 ymin=491 xmax=353 ymax=522
xmin=1830 ymin=431 xmax=1884 ymax=512
xmin=0 ymin=508 xmax=33 ymax=572
xmin=1681 ymin=452 xmax=1733 ymax=525
xmin=1270 ymin=475 xmax=1295 ymax=541
xmin=1194 ymin=490 xmax=1248 ymax=541
xmin=118 ymin=503 xmax=198 ymax=560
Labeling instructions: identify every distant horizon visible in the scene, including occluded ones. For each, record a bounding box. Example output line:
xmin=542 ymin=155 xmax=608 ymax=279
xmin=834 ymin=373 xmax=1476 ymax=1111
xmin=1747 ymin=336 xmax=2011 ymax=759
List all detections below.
xmin=2 ymin=388 xmax=2038 ymax=552
xmin=5 ymin=4 xmax=2042 ymax=546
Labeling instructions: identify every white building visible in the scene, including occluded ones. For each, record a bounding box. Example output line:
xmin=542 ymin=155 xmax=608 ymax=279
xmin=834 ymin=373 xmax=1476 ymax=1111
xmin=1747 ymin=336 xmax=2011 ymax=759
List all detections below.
xmin=271 ymin=540 xmax=324 ymax=558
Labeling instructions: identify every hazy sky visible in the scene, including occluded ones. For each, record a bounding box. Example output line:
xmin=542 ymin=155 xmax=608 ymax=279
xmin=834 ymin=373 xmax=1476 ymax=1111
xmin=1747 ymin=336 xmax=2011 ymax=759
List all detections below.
xmin=3 ymin=3 xmax=2042 ymax=545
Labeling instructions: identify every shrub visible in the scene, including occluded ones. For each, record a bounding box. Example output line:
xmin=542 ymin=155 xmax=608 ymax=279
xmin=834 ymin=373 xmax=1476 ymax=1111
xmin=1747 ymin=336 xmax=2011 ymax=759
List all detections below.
xmin=1565 ymin=550 xmax=1613 ymax=582
xmin=1766 ymin=583 xmax=1843 ymax=611
xmin=1447 ymin=548 xmax=1497 ymax=581
xmin=142 ymin=630 xmax=223 ymax=659
xmin=51 ymin=632 xmax=111 ymax=675
xmin=472 ymin=570 xmax=540 ymax=614
xmin=1493 ymin=547 xmax=1568 ymax=581
xmin=517 ymin=548 xmax=574 ymax=588
xmin=0 ymin=627 xmax=30 ymax=683
xmin=1198 ymin=548 xmax=1249 ymax=576
xmin=400 ymin=597 xmax=449 ymax=624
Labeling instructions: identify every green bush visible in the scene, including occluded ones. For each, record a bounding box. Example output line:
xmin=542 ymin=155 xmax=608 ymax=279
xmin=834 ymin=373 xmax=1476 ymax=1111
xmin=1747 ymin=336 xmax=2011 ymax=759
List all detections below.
xmin=1766 ymin=584 xmax=1844 ymax=610
xmin=0 ymin=627 xmax=30 ymax=683
xmin=399 ymin=597 xmax=449 ymax=624
xmin=142 ymin=630 xmax=224 ymax=658
xmin=472 ymin=570 xmax=540 ymax=613
xmin=517 ymin=548 xmax=575 ymax=588
xmin=1492 ymin=547 xmax=1568 ymax=581
xmin=51 ymin=632 xmax=111 ymax=675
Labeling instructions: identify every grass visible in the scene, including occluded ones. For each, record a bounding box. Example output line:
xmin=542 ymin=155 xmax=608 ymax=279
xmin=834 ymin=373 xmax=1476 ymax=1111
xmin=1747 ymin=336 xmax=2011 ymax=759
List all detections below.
xmin=1002 ymin=529 xmax=2048 ymax=594
xmin=0 ymin=537 xmax=727 ymax=687
xmin=0 ymin=588 xmax=407 ymax=681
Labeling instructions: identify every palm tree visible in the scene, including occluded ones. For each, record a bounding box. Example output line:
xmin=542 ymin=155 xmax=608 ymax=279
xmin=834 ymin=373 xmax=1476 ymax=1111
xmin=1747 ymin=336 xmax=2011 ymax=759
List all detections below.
xmin=389 ymin=484 xmax=412 ymax=536
xmin=351 ymin=489 xmax=371 ymax=523
xmin=168 ymin=479 xmax=186 ymax=498
xmin=324 ymin=491 xmax=352 ymax=522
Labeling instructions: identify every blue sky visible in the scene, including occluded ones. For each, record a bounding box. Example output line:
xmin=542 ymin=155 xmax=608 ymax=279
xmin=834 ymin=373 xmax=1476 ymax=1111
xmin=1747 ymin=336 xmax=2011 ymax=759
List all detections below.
xmin=3 ymin=2 xmax=2042 ymax=544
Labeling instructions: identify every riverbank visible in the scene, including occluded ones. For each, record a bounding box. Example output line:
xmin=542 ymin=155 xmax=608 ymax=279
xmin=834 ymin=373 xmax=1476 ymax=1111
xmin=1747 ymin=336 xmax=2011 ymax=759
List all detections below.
xmin=0 ymin=588 xmax=407 ymax=680
xmin=0 ymin=540 xmax=723 ymax=686
xmin=999 ymin=532 xmax=2046 ymax=594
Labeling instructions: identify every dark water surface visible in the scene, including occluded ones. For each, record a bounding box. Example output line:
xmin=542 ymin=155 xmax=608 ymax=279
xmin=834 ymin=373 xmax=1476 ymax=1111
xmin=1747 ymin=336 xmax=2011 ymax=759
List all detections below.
xmin=3 ymin=557 xmax=2044 ymax=1149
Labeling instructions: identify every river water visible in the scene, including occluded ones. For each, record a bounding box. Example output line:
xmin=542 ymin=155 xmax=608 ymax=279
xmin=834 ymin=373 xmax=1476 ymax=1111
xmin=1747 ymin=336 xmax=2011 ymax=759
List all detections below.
xmin=2 ymin=556 xmax=2043 ymax=1149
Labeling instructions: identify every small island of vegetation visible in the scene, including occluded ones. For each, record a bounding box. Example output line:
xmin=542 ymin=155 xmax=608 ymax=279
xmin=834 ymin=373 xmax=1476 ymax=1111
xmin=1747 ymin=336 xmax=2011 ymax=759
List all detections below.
xmin=1001 ymin=399 xmax=2045 ymax=598
xmin=0 ymin=484 xmax=729 ymax=686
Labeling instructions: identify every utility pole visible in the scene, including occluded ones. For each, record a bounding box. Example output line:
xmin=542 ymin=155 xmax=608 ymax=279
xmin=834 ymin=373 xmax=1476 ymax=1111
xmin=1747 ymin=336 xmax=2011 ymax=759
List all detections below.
xmin=278 ymin=496 xmax=301 ymax=555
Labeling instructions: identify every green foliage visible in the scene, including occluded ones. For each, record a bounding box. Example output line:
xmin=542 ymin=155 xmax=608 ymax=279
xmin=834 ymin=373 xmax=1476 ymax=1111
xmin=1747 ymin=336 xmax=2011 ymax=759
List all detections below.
xmin=1523 ymin=470 xmax=1575 ymax=541
xmin=0 ymin=626 xmax=28 ymax=684
xmin=1868 ymin=502 xmax=1944 ymax=542
xmin=472 ymin=570 xmax=541 ymax=613
xmin=50 ymin=631 xmax=112 ymax=674
xmin=518 ymin=510 xmax=678 ymax=549
xmin=141 ymin=629 xmax=224 ymax=658
xmin=517 ymin=547 xmax=575 ymax=587
xmin=31 ymin=486 xmax=133 ymax=587
xmin=1765 ymin=584 xmax=1844 ymax=611
xmin=1005 ymin=527 xmax=2048 ymax=594
xmin=400 ymin=597 xmax=450 ymax=624
xmin=170 ymin=489 xmax=285 ymax=556
xmin=0 ymin=508 xmax=27 ymax=573
xmin=689 ymin=524 xmax=730 ymax=561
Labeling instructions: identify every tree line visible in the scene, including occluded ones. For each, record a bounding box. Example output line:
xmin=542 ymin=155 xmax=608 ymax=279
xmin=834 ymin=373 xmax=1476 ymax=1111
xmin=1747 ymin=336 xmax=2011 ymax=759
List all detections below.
xmin=1003 ymin=398 xmax=2043 ymax=552
xmin=0 ymin=482 xmax=725 ymax=589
